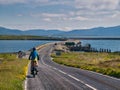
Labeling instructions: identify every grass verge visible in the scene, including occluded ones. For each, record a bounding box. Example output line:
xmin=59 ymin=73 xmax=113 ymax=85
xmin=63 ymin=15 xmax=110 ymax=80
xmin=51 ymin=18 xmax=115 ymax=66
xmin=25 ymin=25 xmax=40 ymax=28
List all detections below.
xmin=0 ymin=53 xmax=29 ymax=90
xmin=51 ymin=52 xmax=120 ymax=78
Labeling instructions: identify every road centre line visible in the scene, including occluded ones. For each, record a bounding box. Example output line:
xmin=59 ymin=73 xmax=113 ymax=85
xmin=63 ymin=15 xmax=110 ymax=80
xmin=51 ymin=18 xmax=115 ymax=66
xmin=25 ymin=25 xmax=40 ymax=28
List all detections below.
xmin=85 ymin=84 xmax=97 ymax=90
xmin=58 ymin=70 xmax=67 ymax=74
xmin=67 ymin=75 xmax=97 ymax=90
xmin=41 ymin=56 xmax=97 ymax=90
xmin=67 ymin=74 xmax=81 ymax=82
xmin=58 ymin=69 xmax=97 ymax=90
xmin=53 ymin=65 xmax=97 ymax=90
xmin=53 ymin=67 xmax=57 ymax=70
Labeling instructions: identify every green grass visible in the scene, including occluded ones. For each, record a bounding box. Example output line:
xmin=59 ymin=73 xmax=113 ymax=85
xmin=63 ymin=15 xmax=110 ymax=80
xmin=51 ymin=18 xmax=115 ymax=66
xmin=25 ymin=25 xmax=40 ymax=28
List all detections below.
xmin=0 ymin=53 xmax=29 ymax=90
xmin=52 ymin=52 xmax=120 ymax=78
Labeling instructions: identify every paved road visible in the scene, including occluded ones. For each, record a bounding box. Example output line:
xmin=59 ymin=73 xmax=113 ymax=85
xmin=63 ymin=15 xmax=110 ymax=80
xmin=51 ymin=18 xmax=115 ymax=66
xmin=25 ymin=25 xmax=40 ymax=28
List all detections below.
xmin=26 ymin=44 xmax=120 ymax=90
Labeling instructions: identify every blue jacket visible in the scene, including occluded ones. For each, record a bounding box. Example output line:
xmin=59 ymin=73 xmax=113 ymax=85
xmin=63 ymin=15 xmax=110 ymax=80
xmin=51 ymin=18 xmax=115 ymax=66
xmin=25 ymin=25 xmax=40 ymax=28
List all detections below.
xmin=29 ymin=50 xmax=39 ymax=60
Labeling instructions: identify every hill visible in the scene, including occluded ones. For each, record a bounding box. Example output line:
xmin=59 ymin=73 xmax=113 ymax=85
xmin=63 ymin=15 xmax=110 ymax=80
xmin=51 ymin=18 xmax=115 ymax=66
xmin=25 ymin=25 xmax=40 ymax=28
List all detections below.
xmin=56 ymin=26 xmax=120 ymax=37
xmin=24 ymin=29 xmax=65 ymax=36
xmin=0 ymin=27 xmax=23 ymax=35
xmin=0 ymin=27 xmax=65 ymax=36
xmin=0 ymin=26 xmax=120 ymax=37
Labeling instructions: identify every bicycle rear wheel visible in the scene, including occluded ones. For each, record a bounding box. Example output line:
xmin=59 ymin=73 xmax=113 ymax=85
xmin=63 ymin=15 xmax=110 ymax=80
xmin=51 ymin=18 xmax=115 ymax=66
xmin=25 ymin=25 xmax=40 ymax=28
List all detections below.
xmin=32 ymin=67 xmax=36 ymax=78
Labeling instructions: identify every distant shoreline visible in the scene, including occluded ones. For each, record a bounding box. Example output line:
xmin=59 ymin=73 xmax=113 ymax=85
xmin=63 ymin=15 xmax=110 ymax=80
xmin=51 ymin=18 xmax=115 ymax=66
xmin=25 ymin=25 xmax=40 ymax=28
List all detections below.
xmin=0 ymin=35 xmax=66 ymax=41
xmin=70 ymin=37 xmax=120 ymax=40
xmin=0 ymin=35 xmax=120 ymax=40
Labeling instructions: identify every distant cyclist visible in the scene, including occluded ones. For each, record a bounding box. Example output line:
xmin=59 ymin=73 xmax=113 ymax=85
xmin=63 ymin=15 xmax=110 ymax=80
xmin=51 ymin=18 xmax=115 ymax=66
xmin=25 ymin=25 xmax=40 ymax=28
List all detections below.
xmin=29 ymin=47 xmax=39 ymax=74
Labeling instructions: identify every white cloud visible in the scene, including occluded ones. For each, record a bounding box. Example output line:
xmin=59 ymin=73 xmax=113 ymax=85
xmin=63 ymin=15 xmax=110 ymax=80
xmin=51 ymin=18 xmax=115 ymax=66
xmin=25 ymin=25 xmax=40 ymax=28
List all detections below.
xmin=30 ymin=13 xmax=42 ymax=18
xmin=28 ymin=0 xmax=50 ymax=5
xmin=64 ymin=0 xmax=120 ymax=20
xmin=17 ymin=14 xmax=23 ymax=17
xmin=0 ymin=0 xmax=49 ymax=5
xmin=30 ymin=13 xmax=67 ymax=20
xmin=1 ymin=0 xmax=119 ymax=12
xmin=62 ymin=27 xmax=72 ymax=30
xmin=42 ymin=13 xmax=66 ymax=18
xmin=1 ymin=0 xmax=120 ymax=30
xmin=110 ymin=11 xmax=120 ymax=18
xmin=74 ymin=0 xmax=119 ymax=10
xmin=0 ymin=0 xmax=27 ymax=4
xmin=37 ymin=0 xmax=72 ymax=6
xmin=43 ymin=18 xmax=52 ymax=22
xmin=70 ymin=16 xmax=89 ymax=21
xmin=34 ymin=0 xmax=49 ymax=3
xmin=41 ymin=13 xmax=90 ymax=21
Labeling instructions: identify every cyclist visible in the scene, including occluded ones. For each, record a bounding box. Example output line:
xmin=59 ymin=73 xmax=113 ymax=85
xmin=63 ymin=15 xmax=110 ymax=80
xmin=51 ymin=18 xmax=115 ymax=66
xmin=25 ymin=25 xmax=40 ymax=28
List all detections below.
xmin=29 ymin=47 xmax=39 ymax=74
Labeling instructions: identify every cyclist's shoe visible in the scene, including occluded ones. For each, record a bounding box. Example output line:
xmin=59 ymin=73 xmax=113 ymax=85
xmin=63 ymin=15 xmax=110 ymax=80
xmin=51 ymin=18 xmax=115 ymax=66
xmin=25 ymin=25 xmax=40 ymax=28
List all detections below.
xmin=31 ymin=72 xmax=33 ymax=74
xmin=36 ymin=70 xmax=38 ymax=74
xmin=31 ymin=70 xmax=34 ymax=74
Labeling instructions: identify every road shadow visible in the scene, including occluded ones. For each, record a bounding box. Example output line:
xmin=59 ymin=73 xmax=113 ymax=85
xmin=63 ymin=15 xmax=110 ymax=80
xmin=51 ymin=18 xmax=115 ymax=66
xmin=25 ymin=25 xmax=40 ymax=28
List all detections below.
xmin=26 ymin=75 xmax=34 ymax=78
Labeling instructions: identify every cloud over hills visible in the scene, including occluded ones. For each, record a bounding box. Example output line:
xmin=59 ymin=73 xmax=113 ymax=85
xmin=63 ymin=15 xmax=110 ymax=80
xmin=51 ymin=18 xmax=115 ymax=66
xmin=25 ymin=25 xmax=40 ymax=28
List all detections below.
xmin=0 ymin=0 xmax=120 ymax=30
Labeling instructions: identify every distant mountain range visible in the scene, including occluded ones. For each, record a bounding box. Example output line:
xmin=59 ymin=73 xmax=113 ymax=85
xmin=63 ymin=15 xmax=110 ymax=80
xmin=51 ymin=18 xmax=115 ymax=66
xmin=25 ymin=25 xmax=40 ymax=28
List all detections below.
xmin=57 ymin=26 xmax=120 ymax=37
xmin=0 ymin=27 xmax=64 ymax=36
xmin=0 ymin=26 xmax=120 ymax=37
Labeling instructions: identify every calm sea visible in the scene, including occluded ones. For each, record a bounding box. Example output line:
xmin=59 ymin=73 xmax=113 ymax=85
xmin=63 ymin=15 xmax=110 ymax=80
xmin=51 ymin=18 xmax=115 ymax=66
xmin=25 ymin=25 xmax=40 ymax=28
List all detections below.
xmin=81 ymin=40 xmax=120 ymax=52
xmin=0 ymin=40 xmax=55 ymax=53
xmin=0 ymin=40 xmax=120 ymax=53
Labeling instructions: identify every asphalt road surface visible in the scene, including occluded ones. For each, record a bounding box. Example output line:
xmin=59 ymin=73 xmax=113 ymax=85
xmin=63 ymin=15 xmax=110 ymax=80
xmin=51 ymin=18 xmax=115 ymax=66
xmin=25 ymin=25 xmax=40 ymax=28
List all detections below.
xmin=26 ymin=44 xmax=120 ymax=90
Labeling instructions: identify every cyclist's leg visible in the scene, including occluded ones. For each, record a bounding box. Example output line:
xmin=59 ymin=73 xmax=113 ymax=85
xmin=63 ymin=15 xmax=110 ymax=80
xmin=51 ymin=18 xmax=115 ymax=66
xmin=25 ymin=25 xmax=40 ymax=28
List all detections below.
xmin=31 ymin=61 xmax=34 ymax=74
xmin=34 ymin=61 xmax=38 ymax=74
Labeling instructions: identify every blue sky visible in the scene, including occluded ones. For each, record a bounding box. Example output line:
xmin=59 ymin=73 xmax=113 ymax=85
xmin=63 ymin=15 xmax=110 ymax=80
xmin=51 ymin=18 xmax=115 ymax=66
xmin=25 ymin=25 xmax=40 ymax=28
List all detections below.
xmin=0 ymin=0 xmax=120 ymax=31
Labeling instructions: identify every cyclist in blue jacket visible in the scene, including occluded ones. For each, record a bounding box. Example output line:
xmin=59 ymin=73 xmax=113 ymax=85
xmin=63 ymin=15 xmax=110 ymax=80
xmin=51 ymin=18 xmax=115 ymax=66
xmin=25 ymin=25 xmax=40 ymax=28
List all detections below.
xmin=29 ymin=47 xmax=39 ymax=74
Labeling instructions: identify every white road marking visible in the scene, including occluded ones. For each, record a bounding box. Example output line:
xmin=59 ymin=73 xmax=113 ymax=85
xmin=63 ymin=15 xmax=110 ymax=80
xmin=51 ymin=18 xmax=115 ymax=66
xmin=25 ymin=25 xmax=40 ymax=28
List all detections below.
xmin=89 ymin=70 xmax=120 ymax=81
xmin=56 ymin=68 xmax=97 ymax=90
xmin=41 ymin=56 xmax=50 ymax=67
xmin=58 ymin=70 xmax=67 ymax=74
xmin=51 ymin=57 xmax=54 ymax=60
xmin=53 ymin=68 xmax=57 ymax=70
xmin=24 ymin=79 xmax=28 ymax=90
xmin=24 ymin=62 xmax=30 ymax=90
xmin=68 ymin=74 xmax=80 ymax=82
xmin=41 ymin=53 xmax=97 ymax=90
xmin=85 ymin=84 xmax=97 ymax=90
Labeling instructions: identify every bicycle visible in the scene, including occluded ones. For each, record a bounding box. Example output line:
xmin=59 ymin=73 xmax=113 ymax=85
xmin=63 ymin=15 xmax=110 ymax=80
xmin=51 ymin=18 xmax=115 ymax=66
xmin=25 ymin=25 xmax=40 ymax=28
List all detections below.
xmin=31 ymin=61 xmax=38 ymax=78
